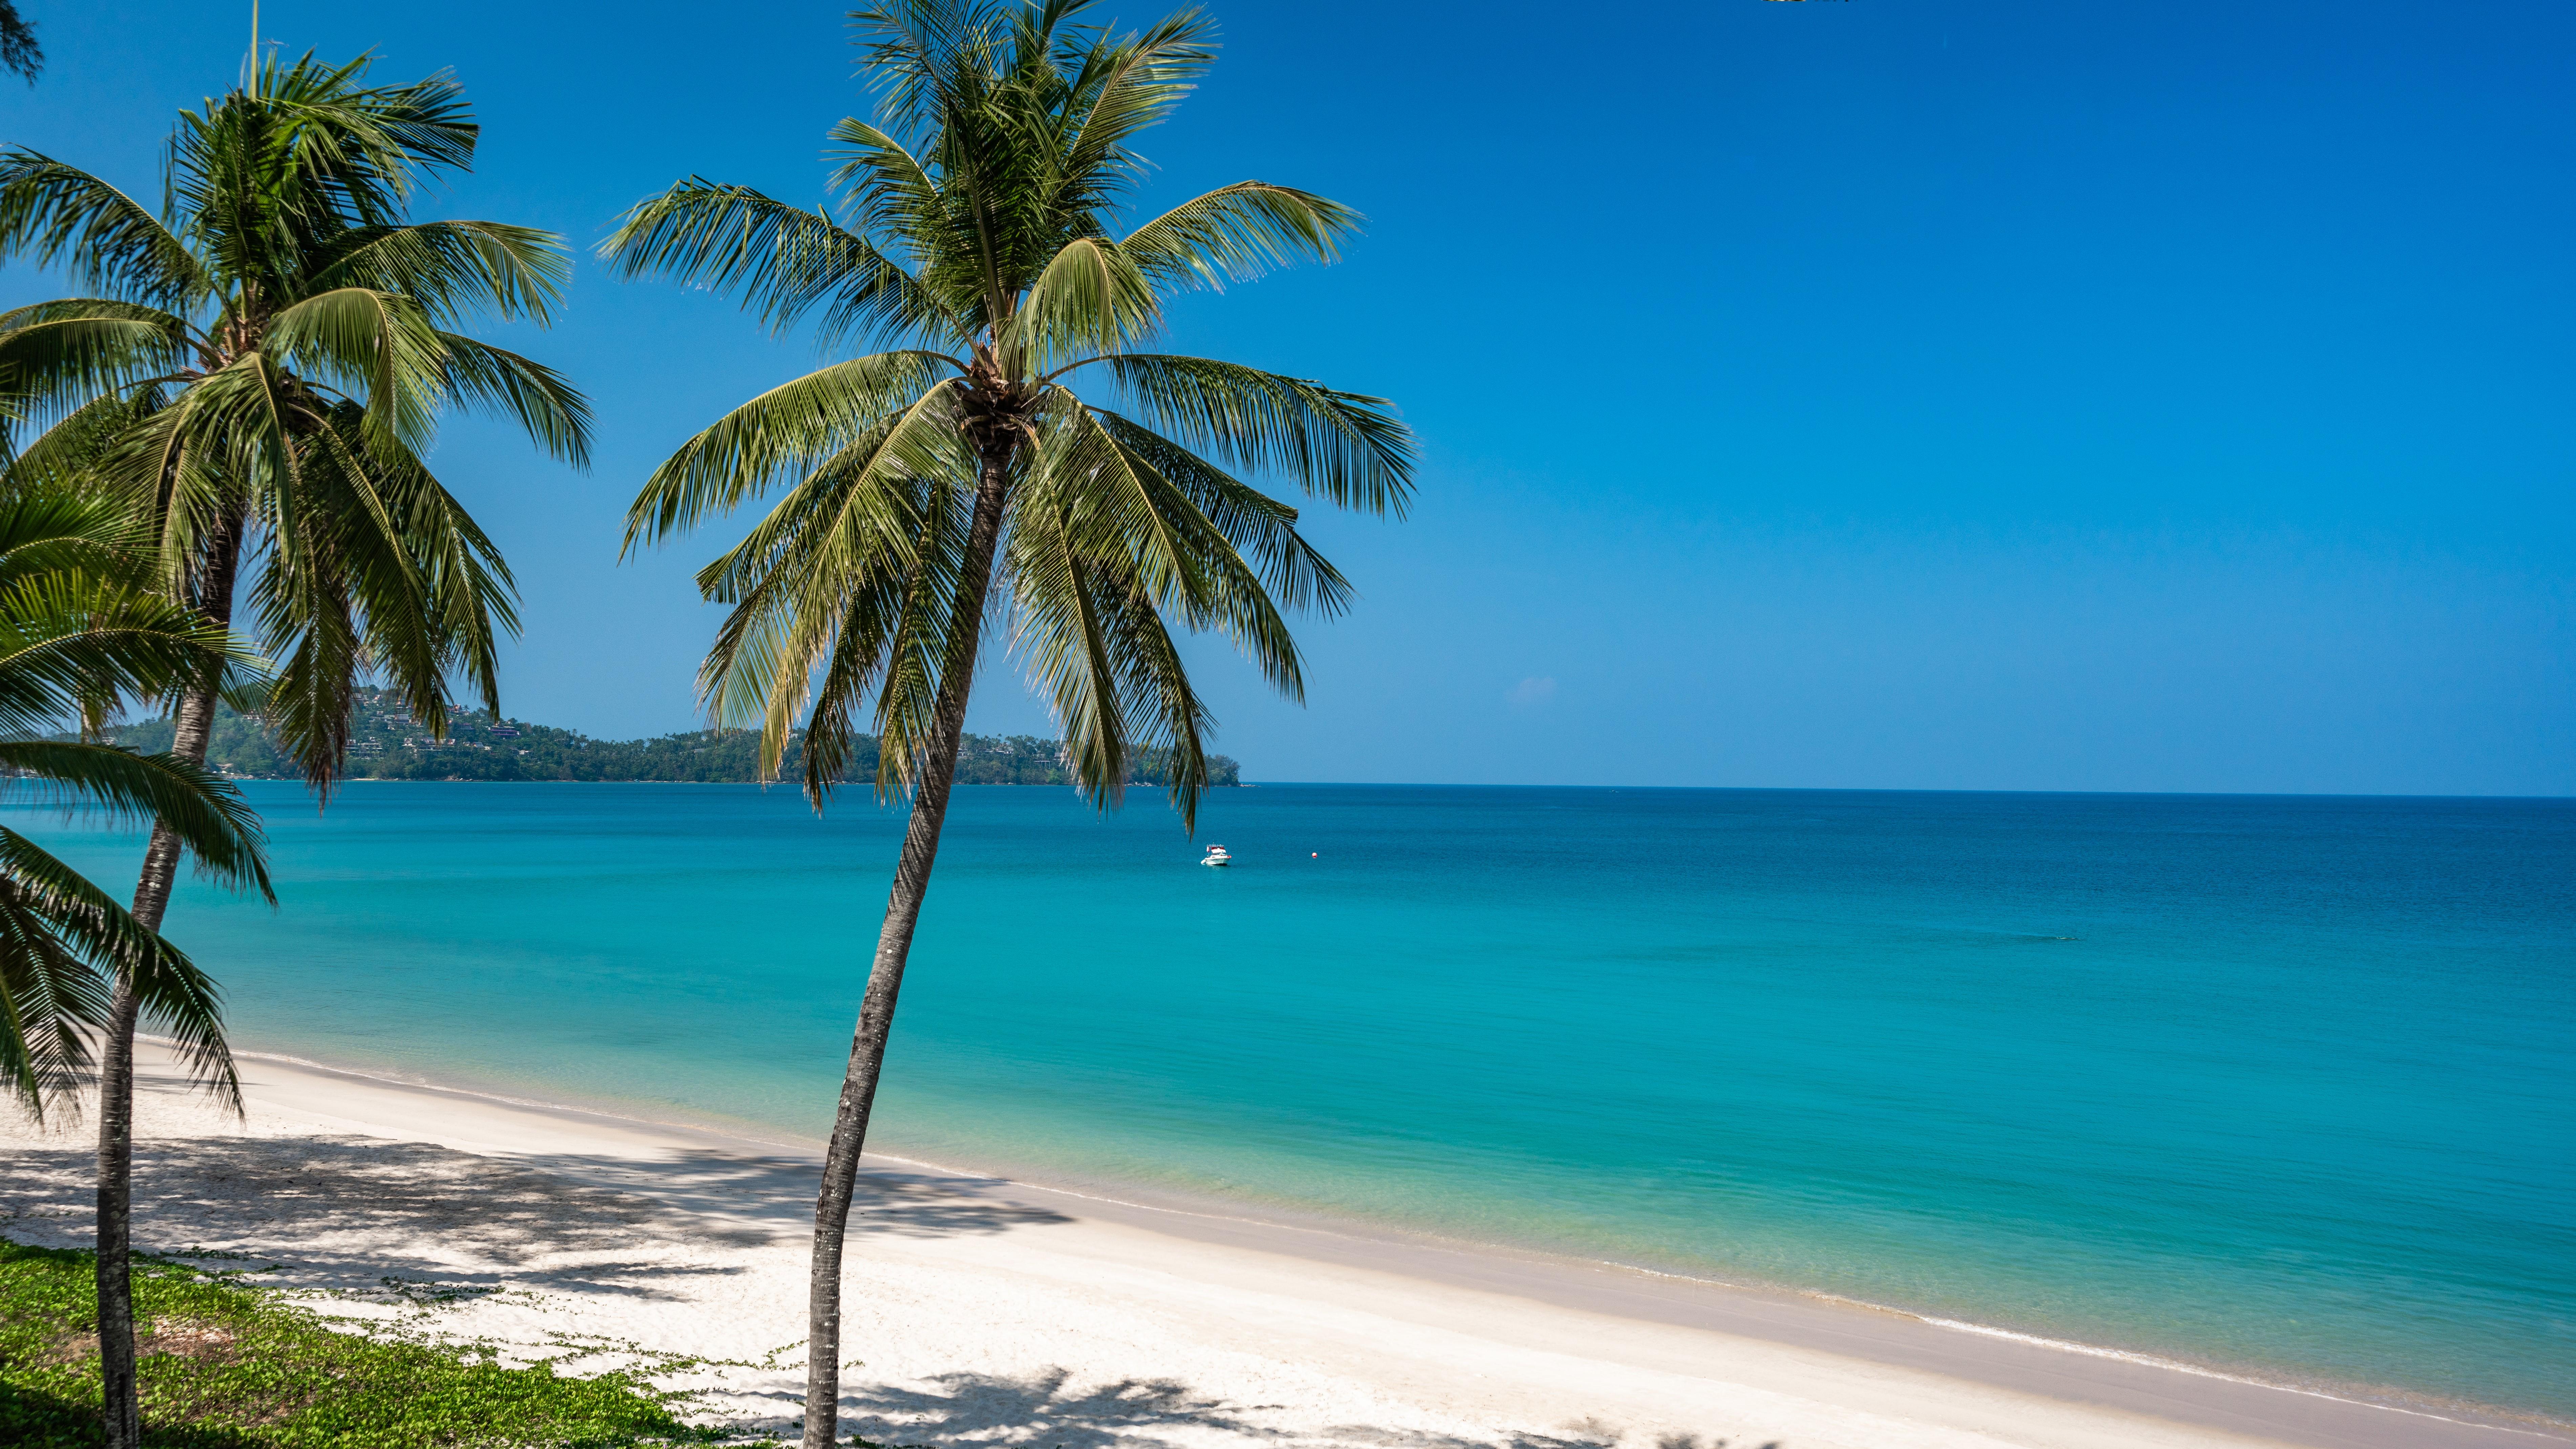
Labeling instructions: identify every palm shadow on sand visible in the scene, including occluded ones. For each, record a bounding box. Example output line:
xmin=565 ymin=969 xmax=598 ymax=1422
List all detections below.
xmin=0 ymin=1119 xmax=1068 ymax=1303
xmin=818 ymin=1367 xmax=1762 ymax=1449
xmin=1 ymin=1122 xmax=1777 ymax=1449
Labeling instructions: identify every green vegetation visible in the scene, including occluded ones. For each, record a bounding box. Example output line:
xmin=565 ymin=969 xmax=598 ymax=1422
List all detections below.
xmin=0 ymin=1237 xmax=712 ymax=1447
xmin=89 ymin=689 xmax=1238 ymax=787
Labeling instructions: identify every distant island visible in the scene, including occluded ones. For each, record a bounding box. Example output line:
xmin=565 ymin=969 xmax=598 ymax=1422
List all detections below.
xmin=90 ymin=688 xmax=1240 ymax=787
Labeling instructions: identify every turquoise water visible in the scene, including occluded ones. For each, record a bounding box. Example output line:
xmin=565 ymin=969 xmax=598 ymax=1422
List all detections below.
xmin=16 ymin=783 xmax=2574 ymax=1420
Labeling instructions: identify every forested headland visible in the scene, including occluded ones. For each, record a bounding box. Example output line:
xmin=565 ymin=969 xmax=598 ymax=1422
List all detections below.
xmin=89 ymin=689 xmax=1240 ymax=787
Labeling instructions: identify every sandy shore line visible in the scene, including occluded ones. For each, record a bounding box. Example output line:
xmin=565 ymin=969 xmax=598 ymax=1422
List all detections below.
xmin=1 ymin=1043 xmax=2560 ymax=1449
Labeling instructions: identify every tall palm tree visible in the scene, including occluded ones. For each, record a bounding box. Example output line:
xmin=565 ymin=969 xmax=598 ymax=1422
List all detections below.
xmin=0 ymin=51 xmax=589 ymax=1446
xmin=603 ymin=3 xmax=1411 ymax=1441
xmin=0 ymin=483 xmax=271 ymax=1117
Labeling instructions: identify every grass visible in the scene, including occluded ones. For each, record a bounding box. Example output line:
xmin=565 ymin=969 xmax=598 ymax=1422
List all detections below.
xmin=0 ymin=1236 xmax=725 ymax=1447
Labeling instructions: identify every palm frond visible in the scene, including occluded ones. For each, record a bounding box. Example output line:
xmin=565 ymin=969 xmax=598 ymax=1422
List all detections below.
xmin=1022 ymin=393 xmax=1306 ymax=698
xmin=0 ymin=832 xmax=108 ymax=1116
xmin=252 ymin=405 xmax=518 ymax=792
xmin=0 ymin=301 xmax=192 ymax=444
xmin=821 ymin=119 xmax=949 ymax=262
xmin=1085 ymin=408 xmax=1351 ymax=614
xmin=0 ymin=481 xmax=158 ymax=595
xmin=0 ymin=152 xmax=208 ymax=309
xmin=177 ymin=52 xmax=477 ymax=236
xmin=1005 ymin=487 xmax=1216 ymax=824
xmin=1054 ymin=9 xmax=1219 ymax=205
xmin=264 ymin=287 xmax=449 ymax=457
xmin=626 ymin=353 xmax=960 ymax=549
xmin=0 ymin=4 xmax=41 ymax=86
xmin=88 ymin=355 xmax=306 ymax=589
xmin=0 ymin=570 xmax=247 ymax=740
xmin=1011 ymin=237 xmax=1157 ymax=369
xmin=8 ymin=388 xmax=166 ymax=496
xmin=1120 ymin=182 xmax=1363 ymax=294
xmin=692 ymin=407 xmax=973 ymax=798
xmin=603 ymin=178 xmax=955 ymax=349
xmin=862 ymin=472 xmax=980 ymax=799
xmin=309 ymin=220 xmax=570 ymax=325
xmin=1097 ymin=353 xmax=1413 ymax=515
xmin=82 ymin=373 xmax=247 ymax=604
xmin=0 ymin=742 xmax=271 ymax=897
xmin=851 ymin=0 xmax=1023 ymax=139
xmin=434 ymin=333 xmax=592 ymax=466
xmin=0 ymin=828 xmax=238 ymax=1115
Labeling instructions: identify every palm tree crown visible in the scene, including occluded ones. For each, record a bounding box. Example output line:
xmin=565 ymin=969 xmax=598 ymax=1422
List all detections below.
xmin=605 ymin=0 xmax=1412 ymax=822
xmin=0 ymin=51 xmax=591 ymax=785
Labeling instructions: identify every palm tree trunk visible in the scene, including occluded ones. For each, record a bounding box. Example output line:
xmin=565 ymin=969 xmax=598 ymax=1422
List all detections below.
xmin=801 ymin=448 xmax=1012 ymax=1449
xmin=96 ymin=517 xmax=242 ymax=1449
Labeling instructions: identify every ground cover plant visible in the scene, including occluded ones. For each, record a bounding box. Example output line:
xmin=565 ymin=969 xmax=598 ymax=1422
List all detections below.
xmin=0 ymin=1237 xmax=716 ymax=1447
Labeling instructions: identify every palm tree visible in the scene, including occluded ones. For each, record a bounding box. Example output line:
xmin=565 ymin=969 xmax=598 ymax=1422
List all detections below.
xmin=603 ymin=3 xmax=1412 ymax=1441
xmin=0 ymin=51 xmax=589 ymax=1446
xmin=0 ymin=483 xmax=271 ymax=1118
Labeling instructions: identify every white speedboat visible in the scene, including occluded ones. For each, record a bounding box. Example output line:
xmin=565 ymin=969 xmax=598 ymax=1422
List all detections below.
xmin=1201 ymin=845 xmax=1233 ymax=867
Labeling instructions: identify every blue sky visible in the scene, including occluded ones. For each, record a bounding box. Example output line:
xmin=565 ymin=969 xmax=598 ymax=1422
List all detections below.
xmin=3 ymin=0 xmax=2568 ymax=794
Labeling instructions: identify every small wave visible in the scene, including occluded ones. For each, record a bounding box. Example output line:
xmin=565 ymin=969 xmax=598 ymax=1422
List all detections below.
xmin=1573 ymin=1264 xmax=2573 ymax=1439
xmin=1866 ymin=1301 xmax=2572 ymax=1440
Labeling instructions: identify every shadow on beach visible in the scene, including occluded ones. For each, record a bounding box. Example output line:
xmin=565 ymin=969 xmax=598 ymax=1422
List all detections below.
xmin=825 ymin=1368 xmax=1750 ymax=1449
xmin=0 ymin=1104 xmax=1070 ymax=1304
xmin=0 ymin=1098 xmax=1788 ymax=1449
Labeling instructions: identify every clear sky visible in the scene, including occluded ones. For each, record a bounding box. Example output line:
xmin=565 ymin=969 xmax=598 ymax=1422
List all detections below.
xmin=3 ymin=0 xmax=2568 ymax=794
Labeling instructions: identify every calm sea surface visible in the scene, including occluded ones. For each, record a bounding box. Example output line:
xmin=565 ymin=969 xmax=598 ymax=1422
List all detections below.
xmin=16 ymin=783 xmax=2573 ymax=1419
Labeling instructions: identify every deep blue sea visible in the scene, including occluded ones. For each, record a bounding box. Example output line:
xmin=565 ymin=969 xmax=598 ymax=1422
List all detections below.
xmin=16 ymin=784 xmax=2574 ymax=1421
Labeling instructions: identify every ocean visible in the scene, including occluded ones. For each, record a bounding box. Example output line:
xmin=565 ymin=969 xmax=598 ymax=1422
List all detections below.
xmin=15 ymin=783 xmax=2573 ymax=1422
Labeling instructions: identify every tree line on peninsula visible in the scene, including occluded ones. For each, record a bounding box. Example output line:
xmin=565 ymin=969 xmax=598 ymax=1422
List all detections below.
xmin=86 ymin=689 xmax=1240 ymax=786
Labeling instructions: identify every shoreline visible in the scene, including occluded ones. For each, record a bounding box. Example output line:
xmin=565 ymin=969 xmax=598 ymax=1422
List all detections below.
xmin=200 ymin=1038 xmax=2576 ymax=1442
xmin=1 ymin=1042 xmax=2560 ymax=1449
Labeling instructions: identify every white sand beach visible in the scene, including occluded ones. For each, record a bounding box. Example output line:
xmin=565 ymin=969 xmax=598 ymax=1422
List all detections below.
xmin=1 ymin=1042 xmax=2558 ymax=1449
